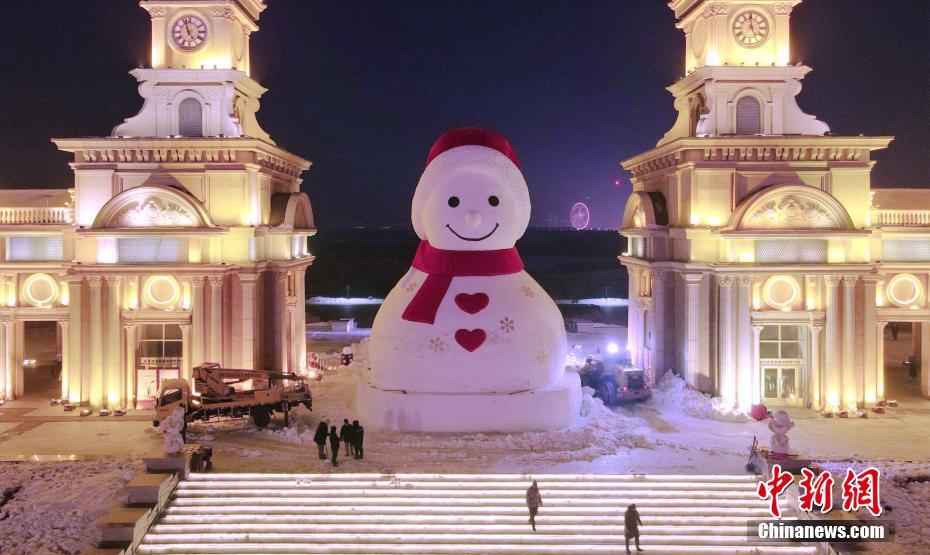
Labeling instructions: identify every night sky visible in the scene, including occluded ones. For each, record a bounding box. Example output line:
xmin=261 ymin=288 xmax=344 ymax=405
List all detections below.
xmin=0 ymin=1 xmax=926 ymax=230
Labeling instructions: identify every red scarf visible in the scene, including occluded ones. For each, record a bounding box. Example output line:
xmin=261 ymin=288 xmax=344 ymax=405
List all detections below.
xmin=402 ymin=240 xmax=524 ymax=324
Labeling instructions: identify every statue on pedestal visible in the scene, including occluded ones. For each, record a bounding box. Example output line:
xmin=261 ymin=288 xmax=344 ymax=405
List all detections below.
xmin=162 ymin=407 xmax=185 ymax=455
xmin=768 ymin=409 xmax=795 ymax=456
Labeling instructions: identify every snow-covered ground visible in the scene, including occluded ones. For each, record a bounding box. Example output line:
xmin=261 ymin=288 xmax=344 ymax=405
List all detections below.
xmin=0 ymin=459 xmax=143 ymax=554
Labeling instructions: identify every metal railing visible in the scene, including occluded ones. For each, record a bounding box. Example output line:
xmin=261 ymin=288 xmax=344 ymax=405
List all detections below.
xmin=872 ymin=209 xmax=930 ymax=227
xmin=0 ymin=206 xmax=73 ymax=225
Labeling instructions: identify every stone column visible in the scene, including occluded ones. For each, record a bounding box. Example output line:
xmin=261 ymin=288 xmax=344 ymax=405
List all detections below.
xmin=823 ymin=275 xmax=842 ymax=409
xmin=716 ymin=275 xmax=736 ymax=405
xmin=190 ymin=277 xmax=205 ymax=367
xmin=0 ymin=320 xmax=9 ymax=400
xmin=208 ymin=276 xmax=224 ymax=364
xmin=862 ymin=277 xmax=878 ymax=404
xmin=179 ymin=323 xmax=191 ymax=383
xmin=736 ymin=276 xmax=754 ymax=411
xmin=239 ymin=274 xmax=259 ymax=369
xmin=751 ymin=324 xmax=763 ymax=405
xmin=12 ymin=320 xmax=24 ymax=398
xmin=627 ymin=268 xmax=640 ymax=368
xmin=275 ymin=271 xmax=288 ymax=372
xmin=58 ymin=321 xmax=70 ymax=400
xmin=87 ymin=276 xmax=104 ymax=409
xmin=294 ymin=267 xmax=308 ymax=373
xmin=842 ymin=275 xmax=858 ymax=409
xmin=808 ymin=323 xmax=823 ymax=410
xmin=65 ymin=276 xmax=83 ymax=404
xmin=920 ymin=323 xmax=930 ymax=399
xmin=104 ymin=276 xmax=122 ymax=408
xmin=875 ymin=321 xmax=886 ymax=401
xmin=650 ymin=271 xmax=666 ymax=382
xmin=683 ymin=273 xmax=703 ymax=389
xmin=124 ymin=323 xmax=137 ymax=408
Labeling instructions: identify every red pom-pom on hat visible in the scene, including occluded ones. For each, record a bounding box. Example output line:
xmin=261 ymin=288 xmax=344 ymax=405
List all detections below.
xmin=425 ymin=127 xmax=520 ymax=169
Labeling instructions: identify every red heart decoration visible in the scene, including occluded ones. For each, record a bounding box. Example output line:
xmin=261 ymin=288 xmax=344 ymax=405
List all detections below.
xmin=454 ymin=292 xmax=489 ymax=315
xmin=454 ymin=329 xmax=487 ymax=352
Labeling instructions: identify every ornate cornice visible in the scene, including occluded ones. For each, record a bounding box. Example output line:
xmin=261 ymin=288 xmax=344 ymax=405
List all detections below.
xmin=824 ymin=275 xmax=843 ymax=286
xmin=716 ymin=275 xmax=733 ymax=286
xmin=737 ymin=276 xmax=754 ymax=287
xmin=842 ymin=274 xmax=859 ymax=285
xmin=146 ymin=6 xmax=168 ymax=17
xmin=773 ymin=4 xmax=794 ymax=16
xmin=209 ymin=7 xmax=236 ymax=20
xmin=190 ymin=276 xmax=205 ymax=287
xmin=208 ymin=275 xmax=224 ymax=287
xmin=86 ymin=276 xmax=104 ymax=287
xmin=701 ymin=3 xmax=731 ymax=18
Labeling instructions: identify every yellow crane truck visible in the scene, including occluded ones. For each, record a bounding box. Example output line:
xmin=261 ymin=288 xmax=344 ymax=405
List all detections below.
xmin=153 ymin=363 xmax=315 ymax=430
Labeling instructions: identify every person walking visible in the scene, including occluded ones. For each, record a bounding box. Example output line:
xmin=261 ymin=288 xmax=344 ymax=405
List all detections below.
xmin=313 ymin=421 xmax=328 ymax=460
xmin=525 ymin=480 xmax=542 ymax=531
xmin=624 ymin=503 xmax=643 ymax=553
xmin=328 ymin=425 xmax=341 ymax=467
xmin=340 ymin=418 xmax=354 ymax=456
xmin=352 ymin=420 xmax=364 ymax=459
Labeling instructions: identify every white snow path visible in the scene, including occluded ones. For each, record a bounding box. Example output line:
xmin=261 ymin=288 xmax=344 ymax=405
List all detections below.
xmin=0 ymin=459 xmax=142 ymax=555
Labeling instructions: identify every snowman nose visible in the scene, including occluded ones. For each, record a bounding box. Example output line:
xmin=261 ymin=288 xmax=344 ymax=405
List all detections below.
xmin=464 ymin=210 xmax=483 ymax=228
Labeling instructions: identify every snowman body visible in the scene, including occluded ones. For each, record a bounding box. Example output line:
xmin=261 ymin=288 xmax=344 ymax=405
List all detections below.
xmin=357 ymin=128 xmax=581 ymax=432
xmin=371 ymin=268 xmax=566 ymax=394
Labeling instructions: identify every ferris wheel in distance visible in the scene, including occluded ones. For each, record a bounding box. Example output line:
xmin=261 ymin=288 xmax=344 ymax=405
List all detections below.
xmin=570 ymin=202 xmax=591 ymax=230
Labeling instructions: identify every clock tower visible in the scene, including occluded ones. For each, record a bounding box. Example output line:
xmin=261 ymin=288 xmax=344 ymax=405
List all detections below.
xmin=619 ymin=0 xmax=894 ymax=413
xmin=112 ymin=0 xmax=272 ymax=142
xmin=660 ymin=0 xmax=828 ymax=144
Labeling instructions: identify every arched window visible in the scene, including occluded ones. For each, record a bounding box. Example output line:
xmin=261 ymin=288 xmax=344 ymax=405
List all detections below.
xmin=735 ymin=96 xmax=762 ymax=135
xmin=177 ymin=97 xmax=203 ymax=137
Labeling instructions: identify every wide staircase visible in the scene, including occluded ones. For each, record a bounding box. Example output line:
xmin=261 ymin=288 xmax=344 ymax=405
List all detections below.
xmin=137 ymin=473 xmax=816 ymax=554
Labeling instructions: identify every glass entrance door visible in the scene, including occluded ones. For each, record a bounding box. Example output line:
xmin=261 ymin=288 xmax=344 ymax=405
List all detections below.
xmin=762 ymin=366 xmax=802 ymax=405
xmin=759 ymin=325 xmax=805 ymax=406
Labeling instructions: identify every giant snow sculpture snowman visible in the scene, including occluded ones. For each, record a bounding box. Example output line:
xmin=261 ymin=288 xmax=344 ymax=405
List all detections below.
xmin=358 ymin=128 xmax=581 ymax=432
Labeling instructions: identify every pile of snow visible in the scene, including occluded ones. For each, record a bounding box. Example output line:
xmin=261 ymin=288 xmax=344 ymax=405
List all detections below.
xmin=257 ymin=339 xmax=657 ymax=468
xmin=651 ymin=371 xmax=750 ymax=423
xmin=0 ymin=460 xmax=142 ymax=554
xmin=817 ymin=460 xmax=930 ymax=554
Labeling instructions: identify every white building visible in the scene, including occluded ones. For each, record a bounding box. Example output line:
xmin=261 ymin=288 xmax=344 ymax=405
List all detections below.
xmin=0 ymin=0 xmax=314 ymax=409
xmin=621 ymin=0 xmax=930 ymax=412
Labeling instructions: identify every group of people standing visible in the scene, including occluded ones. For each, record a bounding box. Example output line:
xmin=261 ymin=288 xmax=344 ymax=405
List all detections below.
xmin=526 ymin=481 xmax=643 ymax=553
xmin=313 ymin=418 xmax=364 ymax=467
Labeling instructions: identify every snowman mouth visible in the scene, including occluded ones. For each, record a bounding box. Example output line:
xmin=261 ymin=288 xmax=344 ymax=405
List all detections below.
xmin=446 ymin=223 xmax=500 ymax=242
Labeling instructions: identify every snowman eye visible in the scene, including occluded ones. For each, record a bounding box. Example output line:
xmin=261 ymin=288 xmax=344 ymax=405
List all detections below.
xmin=447 ymin=196 xmax=460 ymax=208
xmin=488 ymin=196 xmax=500 ymax=207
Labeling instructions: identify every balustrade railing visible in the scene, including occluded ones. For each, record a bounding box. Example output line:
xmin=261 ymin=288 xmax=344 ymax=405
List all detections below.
xmin=0 ymin=206 xmax=73 ymax=225
xmin=871 ymin=209 xmax=930 ymax=227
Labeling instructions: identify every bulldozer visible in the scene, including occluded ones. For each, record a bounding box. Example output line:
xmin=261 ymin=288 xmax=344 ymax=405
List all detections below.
xmin=153 ymin=363 xmax=316 ymax=430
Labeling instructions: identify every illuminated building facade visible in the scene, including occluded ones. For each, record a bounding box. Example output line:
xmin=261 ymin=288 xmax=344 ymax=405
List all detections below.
xmin=0 ymin=0 xmax=314 ymax=409
xmin=621 ymin=0 xmax=929 ymax=412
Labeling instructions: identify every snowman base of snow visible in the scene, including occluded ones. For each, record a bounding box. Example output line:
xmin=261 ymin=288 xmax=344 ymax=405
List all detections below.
xmin=357 ymin=372 xmax=581 ymax=433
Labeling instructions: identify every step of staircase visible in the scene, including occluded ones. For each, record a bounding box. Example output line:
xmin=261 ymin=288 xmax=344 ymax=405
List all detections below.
xmin=137 ymin=473 xmax=816 ymax=555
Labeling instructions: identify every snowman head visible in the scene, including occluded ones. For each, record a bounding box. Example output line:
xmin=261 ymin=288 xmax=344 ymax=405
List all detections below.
xmin=412 ymin=128 xmax=531 ymax=250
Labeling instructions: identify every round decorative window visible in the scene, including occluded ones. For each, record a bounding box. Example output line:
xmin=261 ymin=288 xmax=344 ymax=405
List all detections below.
xmin=886 ymin=274 xmax=923 ymax=308
xmin=763 ymin=275 xmax=800 ymax=310
xmin=22 ymin=273 xmax=59 ymax=307
xmin=143 ymin=276 xmax=181 ymax=309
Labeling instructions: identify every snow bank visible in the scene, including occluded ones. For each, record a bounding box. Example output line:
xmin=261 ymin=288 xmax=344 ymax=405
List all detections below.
xmin=651 ymin=371 xmax=750 ymax=423
xmin=254 ymin=340 xmax=657 ymax=468
xmin=0 ymin=460 xmax=142 ymax=554
xmin=817 ymin=460 xmax=930 ymax=554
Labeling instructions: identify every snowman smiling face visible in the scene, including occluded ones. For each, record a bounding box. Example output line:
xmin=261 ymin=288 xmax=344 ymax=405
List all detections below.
xmin=421 ymin=168 xmax=525 ymax=251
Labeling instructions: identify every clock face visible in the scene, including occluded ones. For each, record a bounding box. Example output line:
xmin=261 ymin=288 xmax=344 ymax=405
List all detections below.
xmin=172 ymin=15 xmax=208 ymax=52
xmin=732 ymin=11 xmax=770 ymax=48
